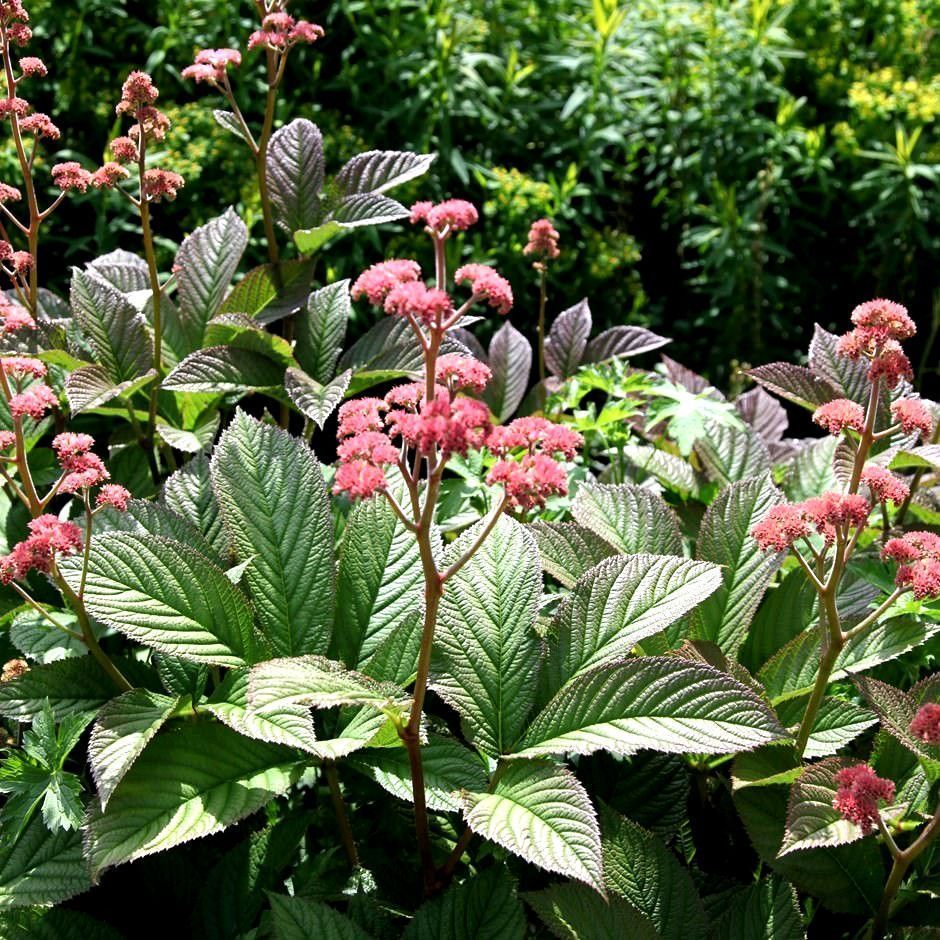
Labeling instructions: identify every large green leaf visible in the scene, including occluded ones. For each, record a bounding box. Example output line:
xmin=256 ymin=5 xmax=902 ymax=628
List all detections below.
xmin=219 ymin=258 xmax=316 ymax=325
xmin=461 ymin=760 xmax=603 ymax=892
xmin=69 ymin=268 xmax=151 ymax=383
xmin=211 ymin=411 xmax=334 ymax=656
xmin=333 ymin=489 xmax=426 ymax=670
xmin=59 ymin=532 xmax=260 ymax=667
xmin=432 ymin=516 xmax=541 ymax=756
xmin=775 ymin=696 xmax=877 ymax=759
xmin=690 ymin=474 xmax=784 ymax=655
xmin=88 ymin=689 xmax=182 ymax=809
xmin=0 ymin=815 xmax=89 ymax=910
xmin=353 ymin=733 xmax=487 ymax=813
xmin=525 ymin=882 xmax=658 ymax=939
xmin=519 ymin=657 xmax=786 ymax=759
xmin=528 ymin=521 xmax=617 ymax=589
xmin=709 ymin=876 xmax=805 ymax=940
xmin=65 ymin=364 xmax=155 ymax=415
xmin=83 ymin=721 xmax=300 ymax=879
xmin=601 ymin=808 xmax=707 ymax=939
xmin=784 ymin=437 xmax=838 ymax=502
xmin=571 ymin=482 xmax=682 ymax=556
xmin=403 ymin=867 xmax=526 ymax=939
xmin=269 ymin=894 xmax=371 ymax=940
xmin=335 ymin=149 xmax=435 ymax=197
xmin=161 ymin=453 xmax=228 ymax=559
xmin=162 ymin=345 xmax=286 ymax=393
xmin=295 ymin=280 xmax=350 ymax=383
xmin=0 ymin=908 xmax=125 ymax=940
xmin=266 ymin=119 xmax=324 ymax=234
xmin=695 ymin=419 xmax=772 ymax=485
xmin=539 ymin=554 xmax=723 ymax=700
xmin=284 ymin=367 xmax=350 ymax=430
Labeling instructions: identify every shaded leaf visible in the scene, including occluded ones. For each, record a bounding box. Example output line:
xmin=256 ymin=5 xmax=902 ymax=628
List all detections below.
xmin=545 ymin=299 xmax=591 ymax=379
xmin=482 ymin=322 xmax=531 ymax=422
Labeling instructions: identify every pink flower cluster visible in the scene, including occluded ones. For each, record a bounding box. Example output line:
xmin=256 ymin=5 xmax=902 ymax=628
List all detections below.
xmin=432 ymin=354 xmax=492 ymax=394
xmin=524 ymin=218 xmax=560 ymax=263
xmin=385 ymin=282 xmax=453 ymax=327
xmin=0 ymin=0 xmax=30 ymax=43
xmin=812 ymin=399 xmax=864 ymax=435
xmin=909 ymin=703 xmax=940 ymax=746
xmin=96 ymin=483 xmax=131 ymax=512
xmin=351 ymin=259 xmax=421 ymax=306
xmin=0 ymin=294 xmax=34 ymax=334
xmin=859 ymin=465 xmax=910 ymax=504
xmin=92 ymin=162 xmax=131 ymax=189
xmin=116 ymin=71 xmax=171 ymax=143
xmin=52 ymin=432 xmax=109 ymax=493
xmin=0 ymin=182 xmax=20 ymax=203
xmin=835 ymin=299 xmax=917 ymax=388
xmin=51 ymin=161 xmax=93 ymax=193
xmin=0 ymin=96 xmax=28 ymax=118
xmin=891 ymin=398 xmax=933 ymax=439
xmin=1 ymin=356 xmax=45 ymax=379
xmin=182 ymin=48 xmax=241 ymax=85
xmin=0 ymin=514 xmax=83 ymax=583
xmin=20 ymin=112 xmax=57 ymax=139
xmin=486 ymin=417 xmax=583 ymax=511
xmin=454 ymin=264 xmax=513 ymax=315
xmin=17 ymin=55 xmax=45 ymax=77
xmin=142 ymin=169 xmax=185 ymax=202
xmin=248 ymin=12 xmax=324 ymax=52
xmin=8 ymin=383 xmax=55 ymax=419
xmin=883 ymin=531 xmax=940 ymax=599
xmin=389 ymin=390 xmax=491 ymax=459
xmin=833 ymin=764 xmax=895 ymax=834
xmin=410 ymin=199 xmax=479 ymax=235
xmin=110 ymin=136 xmax=138 ymax=164
xmin=752 ymin=492 xmax=871 ymax=551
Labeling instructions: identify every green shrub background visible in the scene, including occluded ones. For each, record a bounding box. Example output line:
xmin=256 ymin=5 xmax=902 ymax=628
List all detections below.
xmin=12 ymin=0 xmax=940 ymax=382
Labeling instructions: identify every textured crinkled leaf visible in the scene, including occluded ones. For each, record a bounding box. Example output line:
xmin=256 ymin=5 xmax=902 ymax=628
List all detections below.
xmin=809 ymin=324 xmax=870 ymax=405
xmin=573 ymin=482 xmax=682 ymax=556
xmin=854 ymin=675 xmax=940 ymax=762
xmin=9 ymin=610 xmax=84 ymax=664
xmin=219 ymin=258 xmax=316 ymax=325
xmin=482 ymin=322 xmax=531 ymax=422
xmin=736 ymin=387 xmax=789 ymax=446
xmin=584 ymin=325 xmax=670 ymax=363
xmin=759 ymin=617 xmax=940 ymax=704
xmin=155 ymin=414 xmax=220 ymax=454
xmin=335 ymin=149 xmax=434 ymax=196
xmin=331 ymin=191 xmax=409 ymax=228
xmin=709 ymin=876 xmax=805 ymax=940
xmin=776 ymin=696 xmax=878 ymax=759
xmin=204 ymin=668 xmax=319 ymax=755
xmin=202 ymin=315 xmax=294 ymax=363
xmin=461 ymin=760 xmax=603 ymax=892
xmin=162 ymin=345 xmax=286 ymax=393
xmin=747 ymin=362 xmax=839 ymax=410
xmin=269 ymin=894 xmax=372 ymax=940
xmin=212 ymin=412 xmax=334 ymax=656
xmin=779 ymin=758 xmax=866 ymax=855
xmin=284 ymin=367 xmax=350 ymax=429
xmin=267 ymin=120 xmax=324 ymax=233
xmin=153 ymin=655 xmax=207 ymax=699
xmin=354 ymin=734 xmax=487 ymax=813
xmin=431 ymin=516 xmax=541 ymax=756
xmin=174 ymin=208 xmax=248 ymax=353
xmin=520 ymin=657 xmax=786 ymax=759
xmin=545 ymin=299 xmax=591 ymax=378
xmin=358 ymin=611 xmax=423 ymax=686
xmin=83 ymin=721 xmax=300 ymax=879
xmin=87 ymin=249 xmax=150 ymax=294
xmin=88 ymin=689 xmax=181 ymax=809
xmin=0 ymin=815 xmax=89 ymax=910
xmin=295 ymin=280 xmax=350 ymax=383
xmin=69 ymin=268 xmax=151 ymax=383
xmin=161 ymin=453 xmax=228 ymax=559
xmin=248 ymin=655 xmax=409 ymax=716
xmin=97 ymin=496 xmax=223 ymax=566
xmin=212 ymin=108 xmax=250 ymax=142
xmin=528 ymin=520 xmax=616 ymax=588
xmin=540 ymin=554 xmax=723 ymax=698
xmin=661 ymin=354 xmax=721 ymax=398
xmin=695 ymin=418 xmax=772 ymax=485
xmin=338 ymin=317 xmax=468 ymax=377
xmin=59 ymin=532 xmax=259 ymax=667
xmin=403 ymin=866 xmax=525 ymax=940
xmin=784 ymin=437 xmax=839 ymax=502
xmin=0 ymin=907 xmax=125 ymax=939
xmin=525 ymin=882 xmax=657 ymax=939
xmin=621 ymin=444 xmax=697 ymax=496
xmin=334 ymin=488 xmax=426 ymax=670
xmin=690 ymin=474 xmax=784 ymax=655
xmin=600 ymin=809 xmax=707 ymax=939
xmin=65 ymin=365 xmax=155 ymax=415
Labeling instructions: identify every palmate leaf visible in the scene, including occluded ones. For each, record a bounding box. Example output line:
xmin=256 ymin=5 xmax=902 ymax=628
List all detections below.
xmin=333 ymin=487 xmax=427 ymax=671
xmin=690 ymin=474 xmax=784 ymax=655
xmin=353 ymin=733 xmax=487 ymax=813
xmin=709 ymin=876 xmax=805 ymax=940
xmin=0 ymin=815 xmax=90 ymax=910
xmin=571 ymin=482 xmax=682 ymax=556
xmin=284 ymin=367 xmax=350 ymax=430
xmin=211 ymin=411 xmax=335 ymax=656
xmin=482 ymin=322 xmax=531 ymax=422
xmin=88 ymin=690 xmax=181 ymax=809
xmin=431 ymin=516 xmax=541 ymax=756
xmin=524 ymin=882 xmax=657 ymax=939
xmin=601 ymin=808 xmax=707 ymax=939
xmin=174 ymin=208 xmax=249 ymax=355
xmin=59 ymin=532 xmax=260 ymax=667
xmin=518 ymin=657 xmax=786 ymax=760
xmin=539 ymin=554 xmax=723 ymax=700
xmin=83 ymin=721 xmax=301 ymax=880
xmin=779 ymin=758 xmax=868 ymax=855
xmin=269 ymin=894 xmax=371 ymax=940
xmin=528 ymin=520 xmax=616 ymax=589
xmin=403 ymin=867 xmax=525 ymax=940
xmin=545 ymin=298 xmax=592 ymax=379
xmin=266 ymin=119 xmax=324 ymax=234
xmin=161 ymin=453 xmax=228 ymax=559
xmin=295 ymin=280 xmax=350 ymax=383
xmin=461 ymin=760 xmax=603 ymax=892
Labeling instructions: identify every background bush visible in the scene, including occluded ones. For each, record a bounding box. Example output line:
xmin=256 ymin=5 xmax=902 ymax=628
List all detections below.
xmin=12 ymin=0 xmax=940 ymax=382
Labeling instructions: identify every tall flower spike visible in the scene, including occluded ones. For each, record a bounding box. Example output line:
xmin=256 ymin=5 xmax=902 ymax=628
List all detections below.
xmin=524 ymin=218 xmax=560 ymax=263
